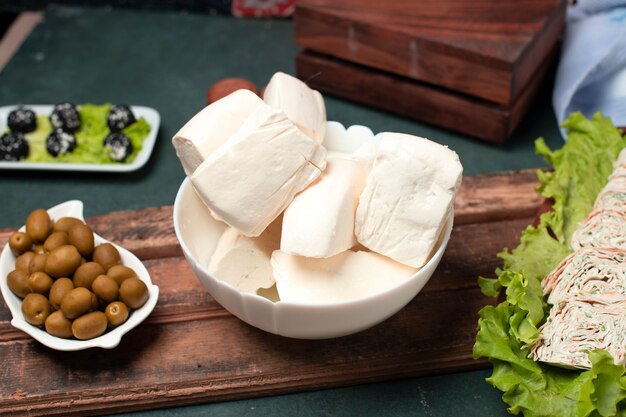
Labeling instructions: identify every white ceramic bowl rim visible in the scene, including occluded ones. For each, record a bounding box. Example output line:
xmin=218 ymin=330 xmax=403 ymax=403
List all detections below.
xmin=0 ymin=200 xmax=159 ymax=351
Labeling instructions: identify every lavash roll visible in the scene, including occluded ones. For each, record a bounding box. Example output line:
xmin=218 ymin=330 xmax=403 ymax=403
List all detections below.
xmin=571 ymin=210 xmax=626 ymax=250
xmin=530 ymin=297 xmax=626 ymax=369
xmin=542 ymin=247 xmax=626 ymax=305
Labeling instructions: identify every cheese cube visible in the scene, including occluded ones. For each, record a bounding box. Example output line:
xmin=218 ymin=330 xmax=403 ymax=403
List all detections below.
xmin=191 ymin=102 xmax=327 ymax=237
xmin=355 ymin=133 xmax=462 ymax=268
xmin=208 ymin=216 xmax=282 ymax=293
xmin=271 ymin=250 xmax=417 ymax=304
xmin=172 ymin=89 xmax=263 ymax=176
xmin=264 ymin=72 xmax=326 ymax=144
xmin=281 ymin=157 xmax=369 ymax=258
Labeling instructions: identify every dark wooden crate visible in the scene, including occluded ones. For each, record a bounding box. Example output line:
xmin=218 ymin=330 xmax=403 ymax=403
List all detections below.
xmin=294 ymin=0 xmax=566 ymax=105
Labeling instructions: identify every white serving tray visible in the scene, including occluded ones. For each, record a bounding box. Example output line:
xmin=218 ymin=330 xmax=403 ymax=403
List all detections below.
xmin=0 ymin=104 xmax=160 ymax=172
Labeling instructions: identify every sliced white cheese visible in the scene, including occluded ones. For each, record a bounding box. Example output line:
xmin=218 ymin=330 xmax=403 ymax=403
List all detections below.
xmin=281 ymin=157 xmax=369 ymax=258
xmin=355 ymin=132 xmax=462 ymax=268
xmin=207 ymin=216 xmax=282 ymax=293
xmin=191 ymin=102 xmax=327 ymax=237
xmin=172 ymin=89 xmax=263 ymax=176
xmin=264 ymin=72 xmax=326 ymax=144
xmin=271 ymin=250 xmax=417 ymax=304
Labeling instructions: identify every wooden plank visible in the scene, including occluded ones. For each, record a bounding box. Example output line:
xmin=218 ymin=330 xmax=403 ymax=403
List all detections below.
xmin=296 ymin=50 xmax=554 ymax=143
xmin=0 ymin=170 xmax=541 ymax=416
xmin=294 ymin=0 xmax=565 ymax=105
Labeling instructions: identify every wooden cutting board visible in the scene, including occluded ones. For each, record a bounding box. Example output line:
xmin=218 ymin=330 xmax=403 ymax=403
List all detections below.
xmin=0 ymin=169 xmax=543 ymax=416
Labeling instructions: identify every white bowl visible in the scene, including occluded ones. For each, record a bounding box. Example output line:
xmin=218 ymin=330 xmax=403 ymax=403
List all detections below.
xmin=173 ymin=122 xmax=453 ymax=339
xmin=0 ymin=200 xmax=159 ymax=350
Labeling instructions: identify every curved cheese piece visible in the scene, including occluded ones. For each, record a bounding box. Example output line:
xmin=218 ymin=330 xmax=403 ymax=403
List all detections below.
xmin=354 ymin=132 xmax=462 ymax=268
xmin=263 ymin=72 xmax=326 ymax=144
xmin=571 ymin=210 xmax=626 ymax=250
xmin=172 ymin=89 xmax=263 ymax=176
xmin=530 ymin=298 xmax=626 ymax=369
xmin=271 ymin=250 xmax=416 ymax=304
xmin=207 ymin=216 xmax=282 ymax=293
xmin=542 ymin=248 xmax=626 ymax=305
xmin=281 ymin=157 xmax=369 ymax=258
xmin=191 ymin=103 xmax=327 ymax=237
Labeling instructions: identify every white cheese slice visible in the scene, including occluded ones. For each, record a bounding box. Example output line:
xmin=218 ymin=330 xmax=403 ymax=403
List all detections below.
xmin=281 ymin=157 xmax=369 ymax=258
xmin=264 ymin=72 xmax=326 ymax=144
xmin=271 ymin=250 xmax=417 ymax=304
xmin=207 ymin=216 xmax=282 ymax=293
xmin=191 ymin=102 xmax=327 ymax=237
xmin=355 ymin=132 xmax=462 ymax=268
xmin=172 ymin=89 xmax=263 ymax=176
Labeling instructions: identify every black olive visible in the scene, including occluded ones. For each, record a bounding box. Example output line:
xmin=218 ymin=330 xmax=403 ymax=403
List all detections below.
xmin=0 ymin=132 xmax=29 ymax=161
xmin=49 ymin=102 xmax=80 ymax=132
xmin=107 ymin=105 xmax=136 ymax=132
xmin=8 ymin=106 xmax=37 ymax=133
xmin=46 ymin=129 xmax=77 ymax=157
xmin=103 ymin=132 xmax=133 ymax=162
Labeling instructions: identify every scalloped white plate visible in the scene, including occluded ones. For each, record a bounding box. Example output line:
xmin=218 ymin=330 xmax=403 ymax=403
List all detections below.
xmin=0 ymin=105 xmax=160 ymax=172
xmin=0 ymin=200 xmax=159 ymax=350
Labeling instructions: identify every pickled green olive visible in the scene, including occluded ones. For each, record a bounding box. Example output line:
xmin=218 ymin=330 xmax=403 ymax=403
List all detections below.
xmin=44 ymin=311 xmax=73 ymax=338
xmin=22 ymin=293 xmax=50 ymax=326
xmin=9 ymin=231 xmax=33 ymax=256
xmin=15 ymin=251 xmax=35 ymax=272
xmin=119 ymin=277 xmax=149 ymax=309
xmin=28 ymin=252 xmax=48 ymax=274
xmin=72 ymin=311 xmax=107 ymax=340
xmin=49 ymin=278 xmax=74 ymax=310
xmin=60 ymin=287 xmax=93 ymax=319
xmin=7 ymin=269 xmax=32 ymax=298
xmin=106 ymin=265 xmax=137 ymax=286
xmin=27 ymin=271 xmax=53 ymax=295
xmin=68 ymin=223 xmax=95 ymax=258
xmin=105 ymin=301 xmax=129 ymax=327
xmin=92 ymin=275 xmax=119 ymax=303
xmin=92 ymin=243 xmax=121 ymax=271
xmin=43 ymin=231 xmax=69 ymax=253
xmin=73 ymin=262 xmax=105 ymax=290
xmin=52 ymin=217 xmax=83 ymax=233
xmin=45 ymin=245 xmax=81 ymax=278
xmin=25 ymin=209 xmax=52 ymax=242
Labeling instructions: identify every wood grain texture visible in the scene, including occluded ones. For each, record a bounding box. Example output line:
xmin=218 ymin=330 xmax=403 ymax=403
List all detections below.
xmin=294 ymin=0 xmax=566 ymax=104
xmin=296 ymin=50 xmax=554 ymax=143
xmin=0 ymin=170 xmax=541 ymax=416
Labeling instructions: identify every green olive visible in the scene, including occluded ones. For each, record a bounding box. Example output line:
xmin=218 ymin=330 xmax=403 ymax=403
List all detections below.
xmin=105 ymin=301 xmax=129 ymax=327
xmin=92 ymin=243 xmax=121 ymax=271
xmin=7 ymin=269 xmax=32 ymax=298
xmin=49 ymin=278 xmax=74 ymax=310
xmin=92 ymin=275 xmax=119 ymax=303
xmin=27 ymin=271 xmax=53 ymax=295
xmin=44 ymin=311 xmax=73 ymax=338
xmin=9 ymin=231 xmax=33 ymax=256
xmin=21 ymin=293 xmax=50 ymax=326
xmin=15 ymin=251 xmax=35 ymax=272
xmin=73 ymin=262 xmax=105 ymax=290
xmin=60 ymin=287 xmax=93 ymax=319
xmin=107 ymin=265 xmax=137 ymax=286
xmin=25 ymin=208 xmax=52 ymax=243
xmin=91 ymin=292 xmax=100 ymax=311
xmin=67 ymin=223 xmax=95 ymax=258
xmin=119 ymin=277 xmax=149 ymax=309
xmin=71 ymin=311 xmax=107 ymax=340
xmin=43 ymin=231 xmax=69 ymax=253
xmin=52 ymin=217 xmax=84 ymax=233
xmin=28 ymin=252 xmax=48 ymax=274
xmin=45 ymin=245 xmax=82 ymax=278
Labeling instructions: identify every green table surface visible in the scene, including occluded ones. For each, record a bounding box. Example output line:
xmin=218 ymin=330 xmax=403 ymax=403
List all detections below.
xmin=0 ymin=6 xmax=565 ymax=417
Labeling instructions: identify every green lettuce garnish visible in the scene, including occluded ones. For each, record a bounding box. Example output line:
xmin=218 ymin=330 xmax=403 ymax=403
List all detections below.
xmin=474 ymin=112 xmax=626 ymax=417
xmin=21 ymin=103 xmax=150 ymax=164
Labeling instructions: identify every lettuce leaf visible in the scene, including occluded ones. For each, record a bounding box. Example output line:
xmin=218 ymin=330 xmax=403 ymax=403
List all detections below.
xmin=474 ymin=112 xmax=626 ymax=416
